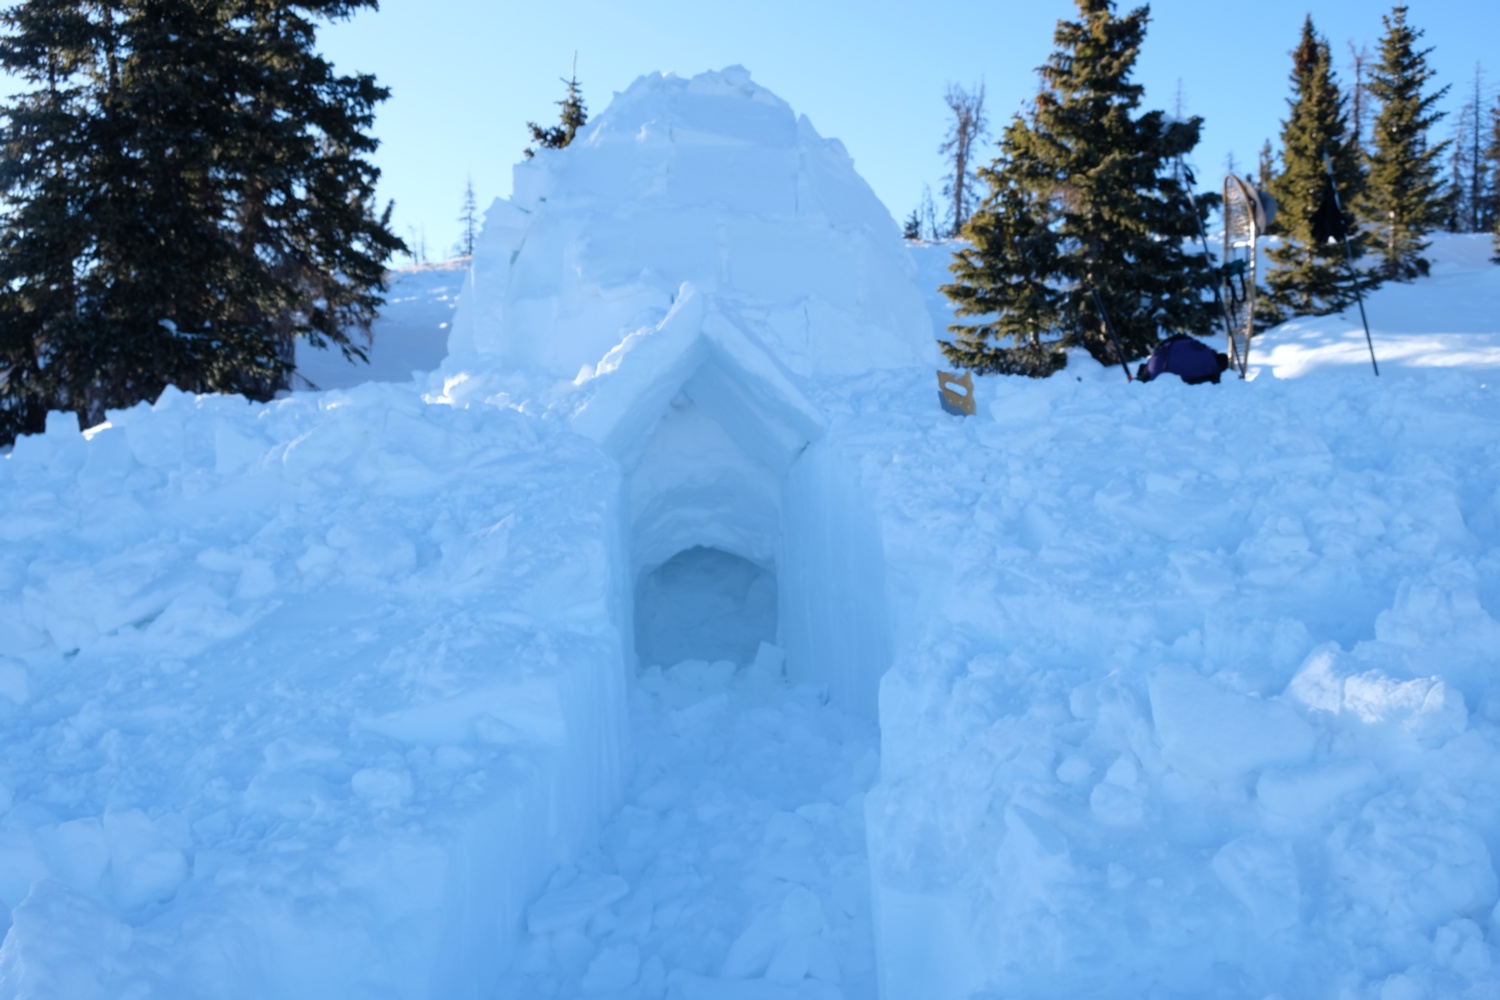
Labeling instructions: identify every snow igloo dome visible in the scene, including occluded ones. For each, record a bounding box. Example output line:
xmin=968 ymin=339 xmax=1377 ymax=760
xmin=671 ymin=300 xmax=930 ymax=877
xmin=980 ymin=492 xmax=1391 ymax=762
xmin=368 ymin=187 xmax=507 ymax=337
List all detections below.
xmin=444 ymin=65 xmax=934 ymax=380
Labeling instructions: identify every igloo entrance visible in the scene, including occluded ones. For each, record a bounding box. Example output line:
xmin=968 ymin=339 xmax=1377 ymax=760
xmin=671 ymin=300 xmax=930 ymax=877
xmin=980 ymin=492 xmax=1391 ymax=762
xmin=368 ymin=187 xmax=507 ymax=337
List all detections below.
xmin=571 ymin=299 xmax=892 ymax=715
xmin=634 ymin=546 xmax=777 ymax=668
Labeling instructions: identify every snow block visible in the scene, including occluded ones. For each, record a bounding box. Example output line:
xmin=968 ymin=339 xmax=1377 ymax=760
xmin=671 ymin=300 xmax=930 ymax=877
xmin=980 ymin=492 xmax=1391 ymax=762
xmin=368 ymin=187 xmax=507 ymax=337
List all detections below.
xmin=1149 ymin=668 xmax=1317 ymax=782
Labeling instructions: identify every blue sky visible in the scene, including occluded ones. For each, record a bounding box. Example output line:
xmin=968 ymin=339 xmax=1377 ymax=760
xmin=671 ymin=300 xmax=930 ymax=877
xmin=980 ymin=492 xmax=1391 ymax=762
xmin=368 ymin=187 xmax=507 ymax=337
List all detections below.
xmin=313 ymin=0 xmax=1499 ymax=264
xmin=6 ymin=2 xmax=1496 ymax=263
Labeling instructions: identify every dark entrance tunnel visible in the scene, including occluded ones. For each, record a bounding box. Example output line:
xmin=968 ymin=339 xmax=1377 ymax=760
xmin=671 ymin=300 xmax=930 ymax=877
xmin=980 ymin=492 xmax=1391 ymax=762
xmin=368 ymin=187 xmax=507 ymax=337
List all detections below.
xmin=633 ymin=546 xmax=777 ymax=668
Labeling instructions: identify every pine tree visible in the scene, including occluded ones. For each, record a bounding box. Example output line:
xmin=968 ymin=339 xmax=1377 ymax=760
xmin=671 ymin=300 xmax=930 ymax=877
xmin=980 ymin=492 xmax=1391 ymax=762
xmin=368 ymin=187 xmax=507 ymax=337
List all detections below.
xmin=902 ymin=208 xmax=922 ymax=241
xmin=525 ymin=69 xmax=586 ymax=158
xmin=953 ymin=0 xmax=1216 ymax=366
xmin=1356 ymin=4 xmax=1450 ymax=280
xmin=0 ymin=0 xmax=403 ymax=441
xmin=940 ymin=117 xmax=1064 ymax=376
xmin=1265 ymin=17 xmax=1365 ymax=320
xmin=457 ymin=175 xmax=478 ymax=257
xmin=0 ymin=0 xmax=99 ymax=438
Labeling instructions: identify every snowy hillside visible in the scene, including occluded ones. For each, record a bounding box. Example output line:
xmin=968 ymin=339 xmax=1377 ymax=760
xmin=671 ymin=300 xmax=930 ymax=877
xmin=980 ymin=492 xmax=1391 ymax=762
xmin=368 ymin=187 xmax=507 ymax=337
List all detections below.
xmin=4 ymin=66 xmax=1500 ymax=1000
xmin=292 ymin=258 xmax=465 ymax=391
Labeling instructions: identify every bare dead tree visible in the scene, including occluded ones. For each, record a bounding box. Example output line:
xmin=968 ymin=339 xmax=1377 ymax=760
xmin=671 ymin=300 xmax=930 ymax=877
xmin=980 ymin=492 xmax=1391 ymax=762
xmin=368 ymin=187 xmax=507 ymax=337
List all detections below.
xmin=1470 ymin=64 xmax=1486 ymax=232
xmin=920 ymin=183 xmax=939 ymax=241
xmin=1347 ymin=41 xmax=1372 ymax=152
xmin=1449 ymin=65 xmax=1493 ymax=232
xmin=939 ymin=81 xmax=989 ymax=237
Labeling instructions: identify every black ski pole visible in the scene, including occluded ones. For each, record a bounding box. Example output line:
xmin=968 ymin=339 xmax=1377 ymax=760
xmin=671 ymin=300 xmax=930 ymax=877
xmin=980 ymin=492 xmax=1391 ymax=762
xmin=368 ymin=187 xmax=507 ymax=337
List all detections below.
xmin=1321 ymin=151 xmax=1379 ymax=377
xmin=1088 ymin=287 xmax=1133 ymax=382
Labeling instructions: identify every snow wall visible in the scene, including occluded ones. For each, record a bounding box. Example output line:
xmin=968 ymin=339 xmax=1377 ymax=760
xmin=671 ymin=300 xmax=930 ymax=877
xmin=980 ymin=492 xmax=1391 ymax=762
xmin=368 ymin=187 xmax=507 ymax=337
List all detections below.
xmin=0 ymin=387 xmax=630 ymax=999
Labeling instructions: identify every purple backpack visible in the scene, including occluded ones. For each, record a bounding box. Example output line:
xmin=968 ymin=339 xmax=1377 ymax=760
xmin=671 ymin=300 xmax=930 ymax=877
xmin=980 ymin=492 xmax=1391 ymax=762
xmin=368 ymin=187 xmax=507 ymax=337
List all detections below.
xmin=1140 ymin=335 xmax=1227 ymax=385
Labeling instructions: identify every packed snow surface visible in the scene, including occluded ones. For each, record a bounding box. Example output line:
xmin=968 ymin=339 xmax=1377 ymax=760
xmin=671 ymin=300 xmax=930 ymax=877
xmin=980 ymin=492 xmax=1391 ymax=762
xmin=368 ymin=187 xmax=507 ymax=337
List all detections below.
xmin=5 ymin=65 xmax=1500 ymax=1000
xmin=496 ymin=652 xmax=879 ymax=1000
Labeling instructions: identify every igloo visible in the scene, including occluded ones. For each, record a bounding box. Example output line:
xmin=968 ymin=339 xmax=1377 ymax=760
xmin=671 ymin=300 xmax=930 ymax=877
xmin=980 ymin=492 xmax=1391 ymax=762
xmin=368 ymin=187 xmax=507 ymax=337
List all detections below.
xmin=442 ymin=65 xmax=935 ymax=717
xmin=0 ymin=65 xmax=936 ymax=1000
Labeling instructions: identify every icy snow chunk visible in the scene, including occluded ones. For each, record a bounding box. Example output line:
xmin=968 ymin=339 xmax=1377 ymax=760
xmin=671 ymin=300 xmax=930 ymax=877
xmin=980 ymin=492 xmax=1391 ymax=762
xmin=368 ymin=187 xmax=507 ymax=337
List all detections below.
xmin=1289 ymin=645 xmax=1468 ymax=744
xmin=1149 ymin=668 xmax=1316 ymax=782
xmin=42 ymin=817 xmax=110 ymax=896
xmin=262 ymin=737 xmax=341 ymax=771
xmin=212 ymin=420 xmax=267 ymax=474
xmin=1001 ymin=804 xmax=1072 ymax=881
xmin=243 ymin=769 xmax=330 ymax=820
xmin=722 ymin=886 xmax=828 ymax=979
xmin=103 ymin=809 xmax=187 ymax=909
xmin=361 ymin=678 xmax=567 ymax=747
xmin=1090 ymin=757 xmax=1145 ymax=826
xmin=752 ymin=641 xmax=786 ymax=677
xmin=1256 ymin=759 xmax=1380 ymax=821
xmin=327 ymin=520 xmax=417 ymax=581
xmin=1332 ymin=790 xmax=1499 ymax=929
xmin=526 ymin=874 xmax=630 ymax=934
xmin=1212 ymin=835 xmax=1301 ymax=934
xmin=0 ymin=823 xmax=49 ymax=908
xmin=1055 ymin=755 xmax=1093 ymax=786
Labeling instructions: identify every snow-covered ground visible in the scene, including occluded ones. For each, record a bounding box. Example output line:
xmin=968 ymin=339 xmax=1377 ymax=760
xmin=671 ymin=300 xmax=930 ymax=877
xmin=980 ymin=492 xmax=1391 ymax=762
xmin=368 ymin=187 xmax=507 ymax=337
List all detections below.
xmin=5 ymin=66 xmax=1500 ymax=1000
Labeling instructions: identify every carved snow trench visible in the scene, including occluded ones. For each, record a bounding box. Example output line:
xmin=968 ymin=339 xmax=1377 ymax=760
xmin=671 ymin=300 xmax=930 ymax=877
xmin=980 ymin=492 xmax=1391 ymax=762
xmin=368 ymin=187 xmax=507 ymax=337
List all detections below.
xmin=497 ymin=347 xmax=888 ymax=999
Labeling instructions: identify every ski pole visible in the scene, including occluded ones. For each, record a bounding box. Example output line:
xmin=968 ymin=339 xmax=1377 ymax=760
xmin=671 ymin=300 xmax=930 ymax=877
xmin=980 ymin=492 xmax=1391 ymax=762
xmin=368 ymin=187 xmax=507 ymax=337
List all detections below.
xmin=1088 ymin=287 xmax=1133 ymax=382
xmin=1321 ymin=151 xmax=1379 ymax=377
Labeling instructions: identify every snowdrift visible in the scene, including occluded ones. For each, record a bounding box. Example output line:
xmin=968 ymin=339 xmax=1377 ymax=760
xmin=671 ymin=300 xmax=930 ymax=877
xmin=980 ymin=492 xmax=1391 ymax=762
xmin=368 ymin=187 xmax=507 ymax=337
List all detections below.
xmin=853 ymin=361 xmax=1500 ymax=999
xmin=5 ymin=63 xmax=1500 ymax=1000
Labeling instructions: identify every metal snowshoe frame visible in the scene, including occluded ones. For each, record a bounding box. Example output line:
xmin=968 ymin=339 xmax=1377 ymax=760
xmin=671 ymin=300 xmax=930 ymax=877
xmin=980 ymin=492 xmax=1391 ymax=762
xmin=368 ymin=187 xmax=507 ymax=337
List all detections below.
xmin=1221 ymin=174 xmax=1271 ymax=376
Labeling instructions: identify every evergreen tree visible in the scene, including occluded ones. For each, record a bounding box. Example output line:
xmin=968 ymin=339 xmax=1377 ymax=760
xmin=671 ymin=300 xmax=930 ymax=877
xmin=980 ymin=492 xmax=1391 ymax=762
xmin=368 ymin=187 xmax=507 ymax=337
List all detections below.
xmin=1356 ymin=4 xmax=1449 ymax=280
xmin=902 ymin=207 xmax=922 ymax=241
xmin=940 ymin=117 xmax=1064 ymax=376
xmin=525 ymin=70 xmax=586 ymax=158
xmin=1264 ymin=17 xmax=1365 ymax=320
xmin=457 ymin=175 xmax=478 ymax=257
xmin=949 ymin=0 xmax=1215 ymax=366
xmin=0 ymin=0 xmax=402 ymax=442
xmin=0 ymin=0 xmax=98 ymax=437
